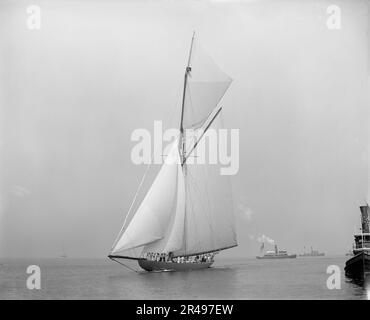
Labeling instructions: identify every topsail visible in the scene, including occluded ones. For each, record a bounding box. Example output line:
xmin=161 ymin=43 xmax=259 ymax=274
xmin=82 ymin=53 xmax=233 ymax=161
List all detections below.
xmin=182 ymin=37 xmax=232 ymax=129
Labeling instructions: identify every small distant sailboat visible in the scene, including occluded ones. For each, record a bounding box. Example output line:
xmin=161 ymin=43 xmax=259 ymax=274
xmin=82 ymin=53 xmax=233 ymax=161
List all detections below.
xmin=108 ymin=32 xmax=237 ymax=272
xmin=345 ymin=204 xmax=370 ymax=279
xmin=60 ymin=243 xmax=67 ymax=259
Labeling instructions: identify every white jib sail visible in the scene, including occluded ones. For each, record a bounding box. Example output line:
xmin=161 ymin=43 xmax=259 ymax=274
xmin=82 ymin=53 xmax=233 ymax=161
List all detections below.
xmin=111 ymin=140 xmax=182 ymax=255
xmin=142 ymin=161 xmax=186 ymax=254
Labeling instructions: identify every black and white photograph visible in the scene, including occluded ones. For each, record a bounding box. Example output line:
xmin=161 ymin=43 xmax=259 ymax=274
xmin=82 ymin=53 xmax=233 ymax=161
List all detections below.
xmin=0 ymin=0 xmax=370 ymax=307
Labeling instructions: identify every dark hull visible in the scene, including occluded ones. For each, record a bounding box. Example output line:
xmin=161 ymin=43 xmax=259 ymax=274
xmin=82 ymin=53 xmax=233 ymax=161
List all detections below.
xmin=138 ymin=259 xmax=213 ymax=272
xmin=256 ymin=254 xmax=297 ymax=259
xmin=299 ymin=253 xmax=325 ymax=257
xmin=345 ymin=251 xmax=370 ymax=279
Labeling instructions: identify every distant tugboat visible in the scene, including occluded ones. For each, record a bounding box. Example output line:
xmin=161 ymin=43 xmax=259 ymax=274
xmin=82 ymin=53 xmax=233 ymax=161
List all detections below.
xmin=299 ymin=246 xmax=325 ymax=257
xmin=256 ymin=244 xmax=296 ymax=259
xmin=344 ymin=205 xmax=370 ymax=279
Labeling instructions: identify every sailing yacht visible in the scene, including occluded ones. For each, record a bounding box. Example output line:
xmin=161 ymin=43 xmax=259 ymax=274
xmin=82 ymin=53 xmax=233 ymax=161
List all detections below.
xmin=108 ymin=33 xmax=237 ymax=272
xmin=60 ymin=243 xmax=67 ymax=258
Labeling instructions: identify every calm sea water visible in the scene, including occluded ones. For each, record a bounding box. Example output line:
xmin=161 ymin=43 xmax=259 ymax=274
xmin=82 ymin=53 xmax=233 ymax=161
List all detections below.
xmin=0 ymin=256 xmax=368 ymax=299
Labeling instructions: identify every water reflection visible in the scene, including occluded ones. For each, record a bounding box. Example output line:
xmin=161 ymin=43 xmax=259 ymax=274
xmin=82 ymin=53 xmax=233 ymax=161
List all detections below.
xmin=344 ymin=274 xmax=370 ymax=300
xmin=106 ymin=263 xmax=239 ymax=299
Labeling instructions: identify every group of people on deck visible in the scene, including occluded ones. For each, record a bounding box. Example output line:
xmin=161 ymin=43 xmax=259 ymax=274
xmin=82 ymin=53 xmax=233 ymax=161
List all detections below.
xmin=145 ymin=252 xmax=215 ymax=264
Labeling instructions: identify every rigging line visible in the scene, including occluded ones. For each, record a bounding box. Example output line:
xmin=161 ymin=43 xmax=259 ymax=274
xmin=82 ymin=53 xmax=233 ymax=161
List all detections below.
xmin=110 ymin=258 xmax=140 ymax=273
xmin=184 ymin=175 xmax=188 ymax=255
xmin=184 ymin=107 xmax=223 ymax=163
xmin=216 ymin=111 xmax=236 ymax=237
xmin=198 ymin=114 xmax=230 ymax=231
xmin=110 ymin=159 xmax=153 ymax=252
xmin=173 ymin=244 xmax=237 ymax=258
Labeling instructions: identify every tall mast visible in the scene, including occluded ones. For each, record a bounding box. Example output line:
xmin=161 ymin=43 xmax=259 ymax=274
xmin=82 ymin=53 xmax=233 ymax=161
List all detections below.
xmin=179 ymin=31 xmax=195 ymax=165
xmin=179 ymin=32 xmax=195 ymax=256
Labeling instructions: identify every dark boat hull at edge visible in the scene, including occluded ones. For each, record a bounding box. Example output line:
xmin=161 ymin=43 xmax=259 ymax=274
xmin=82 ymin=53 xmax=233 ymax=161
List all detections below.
xmin=345 ymin=251 xmax=370 ymax=278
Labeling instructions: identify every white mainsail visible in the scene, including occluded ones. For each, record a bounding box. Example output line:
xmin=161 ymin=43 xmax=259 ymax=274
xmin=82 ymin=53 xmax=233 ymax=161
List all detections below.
xmin=173 ymin=118 xmax=237 ymax=257
xmin=110 ymin=33 xmax=237 ymax=259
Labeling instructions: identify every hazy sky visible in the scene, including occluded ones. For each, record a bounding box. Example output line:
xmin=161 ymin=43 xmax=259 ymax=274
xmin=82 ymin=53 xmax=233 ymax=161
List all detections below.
xmin=0 ymin=0 xmax=369 ymax=258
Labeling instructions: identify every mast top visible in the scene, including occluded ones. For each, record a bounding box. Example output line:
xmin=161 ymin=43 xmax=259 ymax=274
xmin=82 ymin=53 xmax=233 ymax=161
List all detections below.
xmin=187 ymin=31 xmax=195 ymax=68
xmin=179 ymin=32 xmax=196 ymax=135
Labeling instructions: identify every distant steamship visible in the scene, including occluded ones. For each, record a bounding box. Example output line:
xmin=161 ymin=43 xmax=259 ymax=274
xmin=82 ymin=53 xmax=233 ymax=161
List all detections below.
xmin=256 ymin=243 xmax=296 ymax=259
